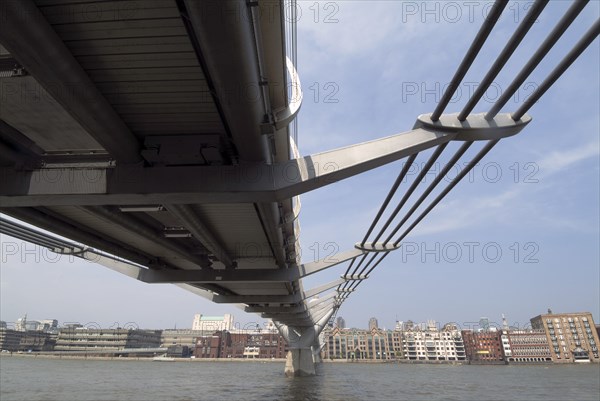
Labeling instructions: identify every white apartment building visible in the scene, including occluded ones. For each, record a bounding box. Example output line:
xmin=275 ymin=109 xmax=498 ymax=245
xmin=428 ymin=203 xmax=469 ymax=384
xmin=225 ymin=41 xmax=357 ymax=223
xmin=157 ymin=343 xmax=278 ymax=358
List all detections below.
xmin=402 ymin=322 xmax=466 ymax=361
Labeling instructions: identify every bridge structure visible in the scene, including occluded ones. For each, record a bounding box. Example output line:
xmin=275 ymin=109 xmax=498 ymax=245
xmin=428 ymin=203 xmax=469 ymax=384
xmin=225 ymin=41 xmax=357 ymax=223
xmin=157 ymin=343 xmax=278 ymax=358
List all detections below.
xmin=0 ymin=0 xmax=598 ymax=376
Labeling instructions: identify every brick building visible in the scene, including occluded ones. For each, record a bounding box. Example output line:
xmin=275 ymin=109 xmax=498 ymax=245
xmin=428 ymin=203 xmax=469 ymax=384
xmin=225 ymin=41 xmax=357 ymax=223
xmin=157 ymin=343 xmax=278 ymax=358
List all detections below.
xmin=194 ymin=333 xmax=223 ymax=358
xmin=193 ymin=331 xmax=287 ymax=359
xmin=245 ymin=332 xmax=287 ymax=358
xmin=462 ymin=330 xmax=505 ymax=363
xmin=530 ymin=312 xmax=599 ymax=363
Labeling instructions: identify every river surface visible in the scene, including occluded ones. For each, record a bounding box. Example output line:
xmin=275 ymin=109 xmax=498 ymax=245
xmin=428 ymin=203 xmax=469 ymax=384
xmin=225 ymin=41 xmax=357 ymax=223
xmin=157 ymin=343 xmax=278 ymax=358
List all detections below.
xmin=1 ymin=357 xmax=599 ymax=401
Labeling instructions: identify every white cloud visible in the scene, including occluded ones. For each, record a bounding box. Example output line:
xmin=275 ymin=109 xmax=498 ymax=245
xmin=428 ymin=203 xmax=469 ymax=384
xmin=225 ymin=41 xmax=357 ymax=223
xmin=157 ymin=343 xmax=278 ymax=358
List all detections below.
xmin=408 ymin=187 xmax=521 ymax=237
xmin=536 ymin=141 xmax=599 ymax=176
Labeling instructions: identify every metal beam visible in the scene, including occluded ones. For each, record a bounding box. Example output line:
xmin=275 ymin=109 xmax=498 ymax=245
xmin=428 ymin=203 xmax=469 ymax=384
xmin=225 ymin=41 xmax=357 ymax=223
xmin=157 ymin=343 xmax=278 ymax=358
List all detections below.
xmin=309 ymin=306 xmax=335 ymax=326
xmin=0 ymin=0 xmax=141 ymax=164
xmin=303 ymin=278 xmax=346 ymax=299
xmin=79 ymin=206 xmax=211 ymax=269
xmin=212 ymin=278 xmax=347 ymax=303
xmin=182 ymin=0 xmax=268 ymax=163
xmin=297 ymin=249 xmax=365 ymax=278
xmin=308 ymin=302 xmax=336 ymax=322
xmin=254 ymin=202 xmax=288 ymax=268
xmin=139 ymin=268 xmax=279 ymax=283
xmin=0 ymin=207 xmax=168 ymax=269
xmin=269 ymin=316 xmax=314 ymax=326
xmin=245 ymin=305 xmax=306 ymax=314
xmin=137 ymin=248 xmax=361 ymax=283
xmin=0 ymin=129 xmax=453 ymax=207
xmin=0 ymin=121 xmax=42 ymax=167
xmin=174 ymin=284 xmax=216 ymax=303
xmin=0 ymin=141 xmax=29 ymax=166
xmin=212 ymin=294 xmax=301 ymax=304
xmin=165 ymin=204 xmax=234 ymax=268
xmin=253 ymin=298 xmax=335 ymax=317
xmin=0 ymin=120 xmax=44 ymax=157
xmin=306 ymin=293 xmax=337 ymax=309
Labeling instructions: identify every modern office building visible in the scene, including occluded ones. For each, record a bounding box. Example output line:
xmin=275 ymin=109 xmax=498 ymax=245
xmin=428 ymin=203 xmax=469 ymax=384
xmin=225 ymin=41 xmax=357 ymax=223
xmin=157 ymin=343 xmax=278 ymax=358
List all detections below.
xmin=19 ymin=331 xmax=56 ymax=352
xmin=0 ymin=328 xmax=23 ymax=352
xmin=160 ymin=329 xmax=205 ymax=357
xmin=336 ymin=316 xmax=346 ymax=329
xmin=161 ymin=329 xmax=204 ymax=349
xmin=0 ymin=328 xmax=56 ymax=352
xmin=530 ymin=312 xmax=600 ymax=363
xmin=55 ymin=328 xmax=162 ymax=353
xmin=191 ymin=314 xmax=234 ymax=332
xmin=368 ymin=317 xmax=379 ymax=330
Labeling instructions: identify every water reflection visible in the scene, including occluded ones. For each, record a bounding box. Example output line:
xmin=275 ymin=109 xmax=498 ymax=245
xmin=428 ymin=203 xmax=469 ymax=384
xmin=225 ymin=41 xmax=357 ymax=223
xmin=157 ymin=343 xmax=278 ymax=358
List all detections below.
xmin=282 ymin=370 xmax=324 ymax=401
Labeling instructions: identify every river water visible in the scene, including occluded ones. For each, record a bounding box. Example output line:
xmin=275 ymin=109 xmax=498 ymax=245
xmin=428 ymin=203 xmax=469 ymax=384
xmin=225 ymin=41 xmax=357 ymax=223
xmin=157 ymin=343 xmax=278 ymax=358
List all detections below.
xmin=1 ymin=357 xmax=599 ymax=401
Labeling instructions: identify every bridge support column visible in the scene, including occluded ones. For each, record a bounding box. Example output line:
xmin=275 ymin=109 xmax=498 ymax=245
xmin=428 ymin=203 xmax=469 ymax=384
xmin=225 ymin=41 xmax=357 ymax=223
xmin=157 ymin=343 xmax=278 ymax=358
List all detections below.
xmin=275 ymin=307 xmax=336 ymax=377
xmin=284 ymin=348 xmax=315 ymax=377
xmin=312 ymin=341 xmax=322 ymax=364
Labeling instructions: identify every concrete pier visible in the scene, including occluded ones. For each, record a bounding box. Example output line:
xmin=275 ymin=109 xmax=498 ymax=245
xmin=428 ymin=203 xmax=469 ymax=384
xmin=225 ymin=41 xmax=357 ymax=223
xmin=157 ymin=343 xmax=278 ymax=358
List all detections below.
xmin=284 ymin=349 xmax=315 ymax=377
xmin=276 ymin=309 xmax=336 ymax=377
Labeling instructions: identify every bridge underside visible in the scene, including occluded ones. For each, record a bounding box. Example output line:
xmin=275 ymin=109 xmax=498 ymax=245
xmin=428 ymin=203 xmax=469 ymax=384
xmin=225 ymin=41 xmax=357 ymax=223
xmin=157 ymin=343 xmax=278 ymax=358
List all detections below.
xmin=1 ymin=0 xmax=598 ymax=376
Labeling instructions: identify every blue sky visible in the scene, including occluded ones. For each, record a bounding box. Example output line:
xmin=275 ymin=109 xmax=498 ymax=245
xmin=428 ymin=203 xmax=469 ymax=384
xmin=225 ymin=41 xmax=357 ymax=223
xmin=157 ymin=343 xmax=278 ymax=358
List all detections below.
xmin=1 ymin=1 xmax=599 ymax=330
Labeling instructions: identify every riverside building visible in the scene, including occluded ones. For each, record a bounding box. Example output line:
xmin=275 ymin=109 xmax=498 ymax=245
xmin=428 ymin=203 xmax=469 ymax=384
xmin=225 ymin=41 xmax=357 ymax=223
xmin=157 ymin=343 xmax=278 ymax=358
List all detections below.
xmin=0 ymin=328 xmax=21 ymax=351
xmin=193 ymin=330 xmax=287 ymax=359
xmin=530 ymin=311 xmax=600 ymax=363
xmin=462 ymin=329 xmax=505 ymax=364
xmin=321 ymin=327 xmax=399 ymax=360
xmin=161 ymin=329 xmax=204 ymax=349
xmin=0 ymin=328 xmax=56 ymax=352
xmin=402 ymin=322 xmax=466 ymax=361
xmin=502 ymin=330 xmax=552 ymax=363
xmin=55 ymin=327 xmax=161 ymax=353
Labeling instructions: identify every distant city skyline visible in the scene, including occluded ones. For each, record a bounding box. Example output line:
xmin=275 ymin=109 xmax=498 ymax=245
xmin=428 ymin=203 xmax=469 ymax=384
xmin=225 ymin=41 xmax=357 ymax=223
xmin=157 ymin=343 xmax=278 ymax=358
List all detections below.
xmin=1 ymin=2 xmax=599 ymax=330
xmin=2 ymin=309 xmax=598 ymax=333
